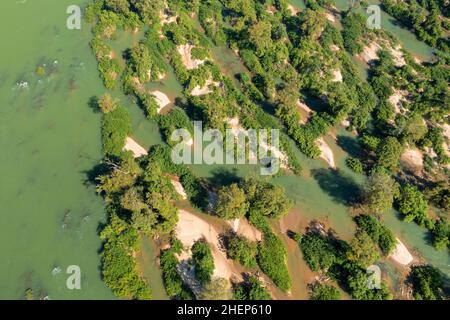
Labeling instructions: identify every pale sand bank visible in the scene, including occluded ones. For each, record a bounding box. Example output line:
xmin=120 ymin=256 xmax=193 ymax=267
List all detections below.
xmin=150 ymin=90 xmax=171 ymax=114
xmin=226 ymin=117 xmax=289 ymax=169
xmin=297 ymin=100 xmax=313 ymax=124
xmin=176 ymin=210 xmax=241 ymax=280
xmin=190 ymin=78 xmax=220 ymax=96
xmin=400 ymin=148 xmax=423 ymax=172
xmin=359 ymin=42 xmax=405 ymax=67
xmin=160 ymin=10 xmax=177 ymax=25
xmin=171 ymin=179 xmax=188 ymax=200
xmin=358 ymin=42 xmax=382 ymax=63
xmin=124 ymin=137 xmax=148 ymax=158
xmin=325 ymin=12 xmax=336 ymax=23
xmin=317 ymin=138 xmax=336 ymax=169
xmin=388 ymin=90 xmax=408 ymax=115
xmin=228 ymin=218 xmax=262 ymax=242
xmin=332 ymin=69 xmax=343 ymax=82
xmin=287 ymin=4 xmax=299 ymax=16
xmin=390 ymin=238 xmax=414 ymax=266
xmin=177 ymin=44 xmax=206 ymax=70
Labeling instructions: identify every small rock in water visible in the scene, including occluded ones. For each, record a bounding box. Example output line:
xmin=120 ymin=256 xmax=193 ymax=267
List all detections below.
xmin=51 ymin=266 xmax=62 ymax=276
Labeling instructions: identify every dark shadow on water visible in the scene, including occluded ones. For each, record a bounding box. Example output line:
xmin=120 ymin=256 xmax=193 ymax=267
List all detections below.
xmin=311 ymin=168 xmax=362 ymax=205
xmin=88 ymin=96 xmax=100 ymax=114
xmin=301 ymin=91 xmax=328 ymax=113
xmin=83 ymin=162 xmax=110 ymax=186
xmin=208 ymin=167 xmax=241 ymax=187
xmin=336 ymin=135 xmax=364 ymax=159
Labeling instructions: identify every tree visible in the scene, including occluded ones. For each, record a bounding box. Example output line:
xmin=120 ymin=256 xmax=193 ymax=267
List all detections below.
xmin=257 ymin=232 xmax=291 ymax=292
xmin=101 ymin=106 xmax=131 ymax=156
xmin=120 ymin=187 xmax=146 ymax=212
xmin=228 ymin=235 xmax=258 ymax=268
xmin=346 ymin=157 xmax=364 ymax=174
xmin=247 ymin=20 xmax=273 ymax=57
xmin=344 ymin=262 xmax=393 ymax=300
xmin=431 ymin=219 xmax=449 ymax=250
xmin=347 ymin=232 xmax=380 ymax=268
xmin=363 ymin=170 xmax=397 ymax=214
xmin=215 ymin=184 xmax=249 ymax=220
xmin=409 ymin=265 xmax=446 ymax=300
xmin=128 ymin=43 xmax=152 ymax=83
xmin=396 ymin=183 xmax=431 ymax=227
xmin=299 ymin=232 xmax=337 ymax=272
xmin=234 ymin=276 xmax=272 ymax=300
xmin=309 ymin=283 xmax=341 ymax=300
xmin=376 ymin=136 xmax=402 ymax=171
xmin=199 ymin=278 xmax=233 ymax=300
xmin=160 ymin=248 xmax=194 ymax=300
xmin=100 ymin=213 xmax=151 ymax=300
xmin=355 ymin=215 xmax=396 ymax=255
xmin=191 ymin=240 xmax=215 ymax=285
xmin=241 ymin=178 xmax=292 ymax=218
xmin=98 ymin=93 xmax=118 ymax=113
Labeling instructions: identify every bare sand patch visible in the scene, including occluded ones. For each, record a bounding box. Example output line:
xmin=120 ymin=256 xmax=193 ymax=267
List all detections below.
xmin=190 ymin=78 xmax=220 ymax=96
xmin=341 ymin=119 xmax=351 ymax=128
xmin=441 ymin=123 xmax=450 ymax=140
xmin=287 ymin=4 xmax=299 ymax=16
xmin=332 ymin=69 xmax=343 ymax=82
xmin=177 ymin=44 xmax=206 ymax=70
xmin=176 ymin=210 xmax=242 ymax=280
xmin=330 ymin=44 xmax=340 ymax=52
xmin=226 ymin=118 xmax=289 ymax=169
xmin=124 ymin=137 xmax=148 ymax=158
xmin=228 ymin=218 xmax=262 ymax=242
xmin=297 ymin=100 xmax=313 ymax=124
xmin=390 ymin=238 xmax=414 ymax=266
xmin=390 ymin=45 xmax=406 ymax=67
xmin=150 ymin=90 xmax=171 ymax=114
xmin=400 ymin=148 xmax=424 ymax=172
xmin=359 ymin=41 xmax=405 ymax=67
xmin=358 ymin=42 xmax=382 ymax=63
xmin=388 ymin=89 xmax=408 ymax=115
xmin=171 ymin=179 xmax=188 ymax=200
xmin=325 ymin=12 xmax=336 ymax=23
xmin=160 ymin=10 xmax=177 ymax=25
xmin=316 ymin=138 xmax=336 ymax=169
xmin=266 ymin=5 xmax=277 ymax=15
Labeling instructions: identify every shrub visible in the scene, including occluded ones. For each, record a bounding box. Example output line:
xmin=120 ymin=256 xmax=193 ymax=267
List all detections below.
xmin=228 ymin=236 xmax=258 ymax=268
xmin=191 ymin=240 xmax=215 ymax=285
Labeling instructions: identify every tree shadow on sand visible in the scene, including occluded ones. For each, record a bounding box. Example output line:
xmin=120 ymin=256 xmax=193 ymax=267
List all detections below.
xmin=311 ymin=168 xmax=363 ymax=205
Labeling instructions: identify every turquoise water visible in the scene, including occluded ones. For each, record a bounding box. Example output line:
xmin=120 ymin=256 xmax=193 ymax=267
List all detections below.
xmin=0 ymin=0 xmax=114 ymax=299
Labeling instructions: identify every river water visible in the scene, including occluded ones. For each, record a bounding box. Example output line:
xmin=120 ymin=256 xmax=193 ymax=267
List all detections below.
xmin=0 ymin=0 xmax=447 ymax=300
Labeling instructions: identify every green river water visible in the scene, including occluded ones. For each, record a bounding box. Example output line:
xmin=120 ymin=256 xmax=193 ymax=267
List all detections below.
xmin=0 ymin=0 xmax=447 ymax=300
